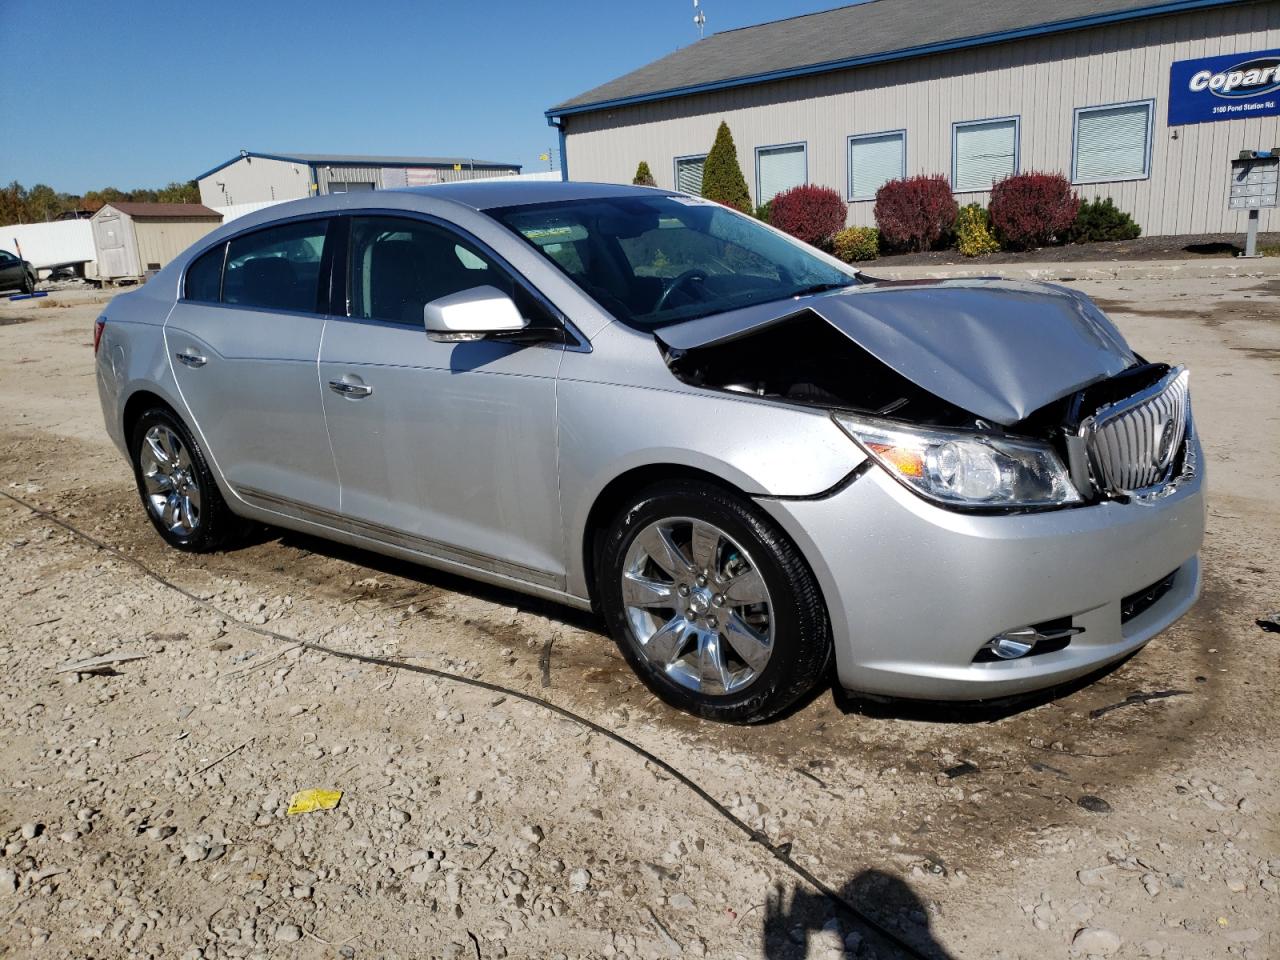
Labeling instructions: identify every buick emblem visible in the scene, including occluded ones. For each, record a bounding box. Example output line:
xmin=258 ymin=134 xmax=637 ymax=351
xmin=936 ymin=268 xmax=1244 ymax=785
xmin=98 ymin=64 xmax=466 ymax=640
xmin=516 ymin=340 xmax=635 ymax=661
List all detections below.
xmin=1154 ymin=417 xmax=1177 ymax=468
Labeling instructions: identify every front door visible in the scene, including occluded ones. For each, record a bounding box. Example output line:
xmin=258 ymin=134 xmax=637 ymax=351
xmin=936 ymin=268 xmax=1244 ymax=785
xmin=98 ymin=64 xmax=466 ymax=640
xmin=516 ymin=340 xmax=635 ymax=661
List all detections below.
xmin=318 ymin=214 xmax=565 ymax=586
xmin=165 ymin=217 xmax=340 ymax=514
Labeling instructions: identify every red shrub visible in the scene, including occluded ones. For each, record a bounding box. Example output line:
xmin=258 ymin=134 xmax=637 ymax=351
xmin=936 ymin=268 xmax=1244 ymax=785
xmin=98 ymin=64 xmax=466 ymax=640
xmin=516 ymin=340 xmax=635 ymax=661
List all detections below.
xmin=988 ymin=172 xmax=1081 ymax=250
xmin=873 ymin=176 xmax=958 ymax=252
xmin=769 ymin=185 xmax=847 ymax=246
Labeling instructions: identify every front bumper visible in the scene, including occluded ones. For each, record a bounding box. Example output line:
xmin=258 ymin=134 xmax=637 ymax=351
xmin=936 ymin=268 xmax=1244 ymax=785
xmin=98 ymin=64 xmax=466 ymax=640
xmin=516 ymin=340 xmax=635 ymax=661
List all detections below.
xmin=757 ymin=435 xmax=1205 ymax=700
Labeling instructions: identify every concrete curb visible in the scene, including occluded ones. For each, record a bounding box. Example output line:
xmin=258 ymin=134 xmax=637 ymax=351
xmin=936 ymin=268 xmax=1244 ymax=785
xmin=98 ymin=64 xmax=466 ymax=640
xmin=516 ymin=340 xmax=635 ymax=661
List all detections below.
xmin=864 ymin=258 xmax=1280 ymax=283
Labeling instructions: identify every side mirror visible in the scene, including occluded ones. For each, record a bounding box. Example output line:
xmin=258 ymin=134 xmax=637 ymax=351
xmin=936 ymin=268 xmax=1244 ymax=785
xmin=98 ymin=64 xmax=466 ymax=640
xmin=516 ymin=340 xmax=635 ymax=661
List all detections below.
xmin=424 ymin=285 xmax=528 ymax=342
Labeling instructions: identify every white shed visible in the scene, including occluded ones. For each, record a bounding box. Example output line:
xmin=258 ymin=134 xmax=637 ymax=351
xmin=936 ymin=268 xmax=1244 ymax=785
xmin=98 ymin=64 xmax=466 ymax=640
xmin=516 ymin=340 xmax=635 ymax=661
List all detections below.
xmin=90 ymin=202 xmax=223 ymax=282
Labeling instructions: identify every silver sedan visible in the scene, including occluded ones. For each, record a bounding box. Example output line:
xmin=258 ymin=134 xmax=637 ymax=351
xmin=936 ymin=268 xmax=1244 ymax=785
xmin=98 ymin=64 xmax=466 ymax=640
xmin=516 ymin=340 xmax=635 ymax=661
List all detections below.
xmin=95 ymin=182 xmax=1204 ymax=722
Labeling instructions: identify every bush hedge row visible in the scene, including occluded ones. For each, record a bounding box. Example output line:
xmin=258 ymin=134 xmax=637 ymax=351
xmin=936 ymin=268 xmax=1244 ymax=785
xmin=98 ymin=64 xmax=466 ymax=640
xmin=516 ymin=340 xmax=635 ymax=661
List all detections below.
xmin=650 ymin=118 xmax=1142 ymax=261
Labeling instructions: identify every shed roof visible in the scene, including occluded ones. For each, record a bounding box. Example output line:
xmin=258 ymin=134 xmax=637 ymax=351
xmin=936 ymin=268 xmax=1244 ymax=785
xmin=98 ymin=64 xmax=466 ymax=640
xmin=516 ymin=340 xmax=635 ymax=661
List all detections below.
xmin=549 ymin=0 xmax=1246 ymax=115
xmin=196 ymin=151 xmax=522 ymax=181
xmin=99 ymin=202 xmax=221 ymax=219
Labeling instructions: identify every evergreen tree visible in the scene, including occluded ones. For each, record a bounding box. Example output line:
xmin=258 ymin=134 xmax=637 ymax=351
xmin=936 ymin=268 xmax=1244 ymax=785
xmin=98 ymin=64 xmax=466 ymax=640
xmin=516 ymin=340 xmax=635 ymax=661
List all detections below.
xmin=632 ymin=161 xmax=656 ymax=187
xmin=700 ymin=121 xmax=751 ymax=213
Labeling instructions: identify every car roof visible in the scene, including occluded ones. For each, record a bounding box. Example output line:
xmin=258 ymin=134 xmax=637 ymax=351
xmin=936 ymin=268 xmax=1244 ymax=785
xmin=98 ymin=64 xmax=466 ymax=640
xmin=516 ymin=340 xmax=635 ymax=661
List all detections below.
xmin=392 ymin=180 xmax=673 ymax=210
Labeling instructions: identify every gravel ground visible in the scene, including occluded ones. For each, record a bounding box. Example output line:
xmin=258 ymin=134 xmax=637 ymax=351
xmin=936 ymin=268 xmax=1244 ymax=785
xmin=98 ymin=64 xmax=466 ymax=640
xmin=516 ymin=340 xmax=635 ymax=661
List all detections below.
xmin=0 ymin=277 xmax=1277 ymax=960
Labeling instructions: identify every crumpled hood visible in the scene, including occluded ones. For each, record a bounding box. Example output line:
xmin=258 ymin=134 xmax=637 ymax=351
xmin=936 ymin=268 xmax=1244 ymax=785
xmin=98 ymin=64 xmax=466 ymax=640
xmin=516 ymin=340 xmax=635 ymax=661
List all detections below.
xmin=657 ymin=278 xmax=1136 ymax=425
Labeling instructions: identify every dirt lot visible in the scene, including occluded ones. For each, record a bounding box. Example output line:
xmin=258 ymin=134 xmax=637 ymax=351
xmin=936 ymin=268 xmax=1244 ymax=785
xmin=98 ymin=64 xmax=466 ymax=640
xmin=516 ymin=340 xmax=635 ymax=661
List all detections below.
xmin=0 ymin=278 xmax=1277 ymax=960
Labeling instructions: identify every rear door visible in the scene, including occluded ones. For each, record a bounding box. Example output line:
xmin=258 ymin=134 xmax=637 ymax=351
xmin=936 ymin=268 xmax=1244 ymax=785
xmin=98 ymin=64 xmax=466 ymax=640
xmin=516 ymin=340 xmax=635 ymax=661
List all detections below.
xmin=317 ymin=214 xmax=565 ymax=584
xmin=165 ymin=217 xmax=340 ymax=514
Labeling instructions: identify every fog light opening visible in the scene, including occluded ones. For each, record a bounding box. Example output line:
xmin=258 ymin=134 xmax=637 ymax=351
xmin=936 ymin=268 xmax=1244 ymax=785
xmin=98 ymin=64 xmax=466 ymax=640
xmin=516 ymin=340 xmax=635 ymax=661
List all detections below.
xmin=986 ymin=630 xmax=1039 ymax=660
xmin=977 ymin=619 xmax=1084 ymax=663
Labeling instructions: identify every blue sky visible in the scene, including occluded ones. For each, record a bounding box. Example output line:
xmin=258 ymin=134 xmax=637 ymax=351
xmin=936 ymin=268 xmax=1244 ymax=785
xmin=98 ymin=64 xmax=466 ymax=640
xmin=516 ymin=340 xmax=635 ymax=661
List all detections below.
xmin=0 ymin=0 xmax=847 ymax=194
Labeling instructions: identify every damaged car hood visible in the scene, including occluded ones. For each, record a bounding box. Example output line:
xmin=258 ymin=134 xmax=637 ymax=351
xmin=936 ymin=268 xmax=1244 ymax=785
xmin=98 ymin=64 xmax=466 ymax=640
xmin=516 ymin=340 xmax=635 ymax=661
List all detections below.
xmin=657 ymin=278 xmax=1137 ymax=425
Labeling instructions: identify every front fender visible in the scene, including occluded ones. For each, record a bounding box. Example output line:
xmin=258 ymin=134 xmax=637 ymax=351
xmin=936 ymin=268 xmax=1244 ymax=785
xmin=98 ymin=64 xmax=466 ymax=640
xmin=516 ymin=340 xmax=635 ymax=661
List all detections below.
xmin=556 ymin=376 xmax=864 ymax=599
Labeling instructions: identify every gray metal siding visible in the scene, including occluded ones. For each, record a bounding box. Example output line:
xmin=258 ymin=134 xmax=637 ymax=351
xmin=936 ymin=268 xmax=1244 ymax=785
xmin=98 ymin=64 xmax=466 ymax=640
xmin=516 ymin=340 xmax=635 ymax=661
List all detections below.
xmin=562 ymin=4 xmax=1280 ymax=236
xmin=315 ymin=165 xmax=383 ymax=193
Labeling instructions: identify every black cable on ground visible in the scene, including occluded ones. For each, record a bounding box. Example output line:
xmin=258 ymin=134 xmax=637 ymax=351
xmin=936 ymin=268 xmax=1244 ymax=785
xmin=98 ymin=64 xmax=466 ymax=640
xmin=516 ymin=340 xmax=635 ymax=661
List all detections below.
xmin=2 ymin=488 xmax=935 ymax=960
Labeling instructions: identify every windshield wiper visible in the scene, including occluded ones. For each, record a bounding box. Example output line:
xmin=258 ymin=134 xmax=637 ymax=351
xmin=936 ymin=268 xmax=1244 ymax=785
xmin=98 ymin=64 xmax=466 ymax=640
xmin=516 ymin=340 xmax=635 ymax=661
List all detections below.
xmin=789 ymin=281 xmax=856 ymax=298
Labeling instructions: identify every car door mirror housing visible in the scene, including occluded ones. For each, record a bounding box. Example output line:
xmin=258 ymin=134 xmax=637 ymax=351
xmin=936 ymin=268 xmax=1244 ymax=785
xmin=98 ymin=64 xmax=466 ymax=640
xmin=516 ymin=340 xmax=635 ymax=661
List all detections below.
xmin=424 ymin=285 xmax=530 ymax=342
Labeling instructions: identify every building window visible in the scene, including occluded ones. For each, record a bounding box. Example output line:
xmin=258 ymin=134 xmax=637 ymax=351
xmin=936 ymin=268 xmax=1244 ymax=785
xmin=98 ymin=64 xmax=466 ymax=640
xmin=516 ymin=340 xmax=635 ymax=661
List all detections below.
xmin=756 ymin=142 xmax=807 ymax=204
xmin=1073 ymin=101 xmax=1153 ymax=184
xmin=952 ymin=117 xmax=1019 ymax=192
xmin=848 ymin=130 xmax=906 ymax=201
xmin=674 ymin=155 xmax=707 ymax=196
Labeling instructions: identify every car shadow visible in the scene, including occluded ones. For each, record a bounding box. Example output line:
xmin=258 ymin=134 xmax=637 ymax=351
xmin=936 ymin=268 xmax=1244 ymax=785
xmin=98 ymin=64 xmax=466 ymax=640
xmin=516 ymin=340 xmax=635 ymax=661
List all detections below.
xmin=762 ymin=869 xmax=956 ymax=959
xmin=266 ymin=526 xmax=603 ymax=634
xmin=830 ymin=653 xmax=1137 ymax=724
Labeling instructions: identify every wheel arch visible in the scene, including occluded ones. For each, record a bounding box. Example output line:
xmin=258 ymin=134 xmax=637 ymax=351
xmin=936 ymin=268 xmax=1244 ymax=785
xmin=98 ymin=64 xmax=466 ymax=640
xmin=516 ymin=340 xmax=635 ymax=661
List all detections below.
xmin=580 ymin=463 xmax=762 ymax=609
xmin=122 ymin=388 xmax=179 ymax=445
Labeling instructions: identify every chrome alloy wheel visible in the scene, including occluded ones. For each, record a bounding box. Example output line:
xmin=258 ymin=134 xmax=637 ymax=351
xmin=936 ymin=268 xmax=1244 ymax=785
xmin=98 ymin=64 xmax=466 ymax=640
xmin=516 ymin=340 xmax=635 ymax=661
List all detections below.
xmin=139 ymin=424 xmax=202 ymax=536
xmin=621 ymin=517 xmax=774 ymax=695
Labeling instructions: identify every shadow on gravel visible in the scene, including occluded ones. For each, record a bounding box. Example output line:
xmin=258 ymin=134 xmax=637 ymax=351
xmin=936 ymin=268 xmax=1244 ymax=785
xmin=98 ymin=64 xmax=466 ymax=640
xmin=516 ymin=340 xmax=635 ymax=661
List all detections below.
xmin=268 ymin=527 xmax=604 ymax=633
xmin=829 ymin=653 xmax=1136 ymax=725
xmin=762 ymin=870 xmax=956 ymax=959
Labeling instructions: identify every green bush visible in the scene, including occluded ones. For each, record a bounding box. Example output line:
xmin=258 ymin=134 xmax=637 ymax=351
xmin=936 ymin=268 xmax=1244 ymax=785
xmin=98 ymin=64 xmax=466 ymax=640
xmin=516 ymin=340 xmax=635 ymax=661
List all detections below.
xmin=832 ymin=226 xmax=879 ymax=262
xmin=632 ymin=161 xmax=656 ymax=187
xmin=754 ymin=200 xmax=773 ymax=223
xmin=1070 ymin=197 xmax=1141 ymax=243
xmin=955 ymin=203 xmax=1000 ymax=257
xmin=701 ymin=121 xmax=752 ymax=213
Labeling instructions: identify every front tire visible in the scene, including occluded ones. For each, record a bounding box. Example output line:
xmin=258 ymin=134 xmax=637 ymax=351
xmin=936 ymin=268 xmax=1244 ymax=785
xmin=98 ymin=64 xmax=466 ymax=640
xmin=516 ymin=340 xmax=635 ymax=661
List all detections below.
xmin=129 ymin=407 xmax=242 ymax=552
xmin=598 ymin=480 xmax=831 ymax=723
xmin=21 ymin=271 xmax=36 ymax=294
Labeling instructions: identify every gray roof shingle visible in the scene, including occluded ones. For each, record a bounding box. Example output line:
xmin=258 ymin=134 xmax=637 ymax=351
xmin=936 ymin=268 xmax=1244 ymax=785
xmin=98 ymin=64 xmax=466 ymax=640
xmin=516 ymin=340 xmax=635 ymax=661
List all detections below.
xmin=550 ymin=0 xmax=1245 ymax=113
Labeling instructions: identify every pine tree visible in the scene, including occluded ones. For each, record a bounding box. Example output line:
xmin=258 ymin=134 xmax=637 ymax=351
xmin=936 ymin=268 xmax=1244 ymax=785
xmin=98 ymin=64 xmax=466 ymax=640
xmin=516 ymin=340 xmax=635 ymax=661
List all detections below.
xmin=700 ymin=121 xmax=752 ymax=213
xmin=632 ymin=161 xmax=656 ymax=187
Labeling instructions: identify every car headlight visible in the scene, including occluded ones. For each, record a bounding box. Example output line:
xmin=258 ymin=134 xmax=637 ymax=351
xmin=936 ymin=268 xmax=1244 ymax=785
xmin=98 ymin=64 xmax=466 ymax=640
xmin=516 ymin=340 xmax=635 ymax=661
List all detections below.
xmin=832 ymin=412 xmax=1082 ymax=508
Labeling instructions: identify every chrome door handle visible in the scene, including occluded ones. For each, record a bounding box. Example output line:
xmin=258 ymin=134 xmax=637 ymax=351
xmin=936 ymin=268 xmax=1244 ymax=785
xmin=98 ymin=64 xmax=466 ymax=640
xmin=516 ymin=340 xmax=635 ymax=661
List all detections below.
xmin=328 ymin=378 xmax=373 ymax=398
xmin=175 ymin=350 xmax=207 ymax=368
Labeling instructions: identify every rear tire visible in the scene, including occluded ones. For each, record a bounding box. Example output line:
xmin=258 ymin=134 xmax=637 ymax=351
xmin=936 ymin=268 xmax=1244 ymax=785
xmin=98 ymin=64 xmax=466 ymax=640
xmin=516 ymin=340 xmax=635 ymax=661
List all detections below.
xmin=598 ymin=479 xmax=831 ymax=723
xmin=129 ymin=407 xmax=244 ymax=552
xmin=21 ymin=271 xmax=35 ymax=294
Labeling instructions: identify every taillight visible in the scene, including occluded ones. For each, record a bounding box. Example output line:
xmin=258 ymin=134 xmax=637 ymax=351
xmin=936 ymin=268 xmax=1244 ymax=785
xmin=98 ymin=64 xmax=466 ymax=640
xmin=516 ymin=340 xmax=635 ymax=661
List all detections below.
xmin=93 ymin=317 xmax=106 ymax=355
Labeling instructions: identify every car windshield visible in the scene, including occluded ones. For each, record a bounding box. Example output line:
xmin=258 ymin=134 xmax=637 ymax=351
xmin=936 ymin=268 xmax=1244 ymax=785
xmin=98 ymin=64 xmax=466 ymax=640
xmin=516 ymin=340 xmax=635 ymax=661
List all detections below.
xmin=488 ymin=195 xmax=858 ymax=330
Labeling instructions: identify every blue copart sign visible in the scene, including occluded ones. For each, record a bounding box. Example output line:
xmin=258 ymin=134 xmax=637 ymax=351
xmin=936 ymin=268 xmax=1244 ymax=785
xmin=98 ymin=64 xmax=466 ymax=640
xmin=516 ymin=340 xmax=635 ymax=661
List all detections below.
xmin=1168 ymin=49 xmax=1280 ymax=126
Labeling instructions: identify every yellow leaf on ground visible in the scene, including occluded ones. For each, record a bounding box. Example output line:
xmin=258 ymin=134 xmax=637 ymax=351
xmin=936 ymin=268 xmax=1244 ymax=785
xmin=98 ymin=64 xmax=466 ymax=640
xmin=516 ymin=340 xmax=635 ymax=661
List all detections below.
xmin=286 ymin=788 xmax=343 ymax=816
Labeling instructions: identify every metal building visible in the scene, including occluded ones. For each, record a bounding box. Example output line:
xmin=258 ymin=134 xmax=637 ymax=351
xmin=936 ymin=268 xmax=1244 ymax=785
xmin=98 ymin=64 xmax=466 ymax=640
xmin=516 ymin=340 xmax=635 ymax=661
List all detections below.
xmin=90 ymin=202 xmax=223 ymax=283
xmin=547 ymin=0 xmax=1280 ymax=237
xmin=196 ymin=152 xmax=522 ymax=207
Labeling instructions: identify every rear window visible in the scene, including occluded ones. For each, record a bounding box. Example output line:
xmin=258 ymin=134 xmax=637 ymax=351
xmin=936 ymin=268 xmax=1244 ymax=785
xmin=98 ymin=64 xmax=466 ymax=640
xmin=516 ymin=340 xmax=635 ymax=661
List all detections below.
xmin=184 ymin=243 xmax=224 ymax=302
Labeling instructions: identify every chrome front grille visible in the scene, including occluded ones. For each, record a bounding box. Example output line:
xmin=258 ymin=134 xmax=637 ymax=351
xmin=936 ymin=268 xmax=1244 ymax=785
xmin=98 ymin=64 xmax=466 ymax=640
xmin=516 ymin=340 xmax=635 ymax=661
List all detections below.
xmin=1080 ymin=367 xmax=1190 ymax=496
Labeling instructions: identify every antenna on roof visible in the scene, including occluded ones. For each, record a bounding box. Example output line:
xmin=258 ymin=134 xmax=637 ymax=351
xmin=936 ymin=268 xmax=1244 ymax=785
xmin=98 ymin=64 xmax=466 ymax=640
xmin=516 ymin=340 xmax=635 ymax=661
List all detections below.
xmin=693 ymin=0 xmax=706 ymax=39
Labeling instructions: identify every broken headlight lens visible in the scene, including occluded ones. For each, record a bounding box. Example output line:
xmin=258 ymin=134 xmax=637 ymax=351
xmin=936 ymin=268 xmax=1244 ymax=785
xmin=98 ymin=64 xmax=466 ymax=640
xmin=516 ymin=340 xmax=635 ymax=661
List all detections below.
xmin=832 ymin=412 xmax=1082 ymax=508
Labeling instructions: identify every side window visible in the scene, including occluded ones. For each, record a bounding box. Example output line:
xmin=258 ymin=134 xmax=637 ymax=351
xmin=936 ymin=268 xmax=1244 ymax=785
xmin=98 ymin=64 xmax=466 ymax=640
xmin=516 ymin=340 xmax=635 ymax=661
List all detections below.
xmin=184 ymin=243 xmax=224 ymax=302
xmin=348 ymin=216 xmax=517 ymax=326
xmin=223 ymin=219 xmax=329 ymax=313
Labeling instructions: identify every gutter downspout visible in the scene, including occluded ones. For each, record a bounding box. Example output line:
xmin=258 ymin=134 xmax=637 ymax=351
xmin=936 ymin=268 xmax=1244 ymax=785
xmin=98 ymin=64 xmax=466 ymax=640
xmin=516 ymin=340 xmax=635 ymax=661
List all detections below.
xmin=547 ymin=115 xmax=569 ymax=182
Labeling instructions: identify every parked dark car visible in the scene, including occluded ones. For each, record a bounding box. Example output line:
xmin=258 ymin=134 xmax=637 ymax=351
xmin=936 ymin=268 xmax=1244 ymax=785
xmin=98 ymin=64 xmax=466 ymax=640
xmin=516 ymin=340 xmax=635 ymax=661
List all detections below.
xmin=0 ymin=250 xmax=37 ymax=293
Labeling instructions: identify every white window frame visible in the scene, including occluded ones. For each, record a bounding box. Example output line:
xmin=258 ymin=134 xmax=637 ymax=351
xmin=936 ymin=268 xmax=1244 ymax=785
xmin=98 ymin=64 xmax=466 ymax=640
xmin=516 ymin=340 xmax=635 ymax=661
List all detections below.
xmin=673 ymin=153 xmax=708 ymax=196
xmin=951 ymin=116 xmax=1020 ymax=193
xmin=754 ymin=141 xmax=808 ymax=205
xmin=1071 ymin=99 xmax=1154 ymax=185
xmin=847 ymin=129 xmax=907 ymax=202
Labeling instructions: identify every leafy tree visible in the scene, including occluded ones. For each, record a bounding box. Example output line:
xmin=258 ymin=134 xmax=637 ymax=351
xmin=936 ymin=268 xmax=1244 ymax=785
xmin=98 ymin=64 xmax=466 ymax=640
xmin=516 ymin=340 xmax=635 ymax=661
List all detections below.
xmin=156 ymin=181 xmax=201 ymax=204
xmin=700 ymin=121 xmax=751 ymax=213
xmin=632 ymin=161 xmax=656 ymax=187
xmin=0 ymin=181 xmax=27 ymax=225
xmin=25 ymin=184 xmax=65 ymax=221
